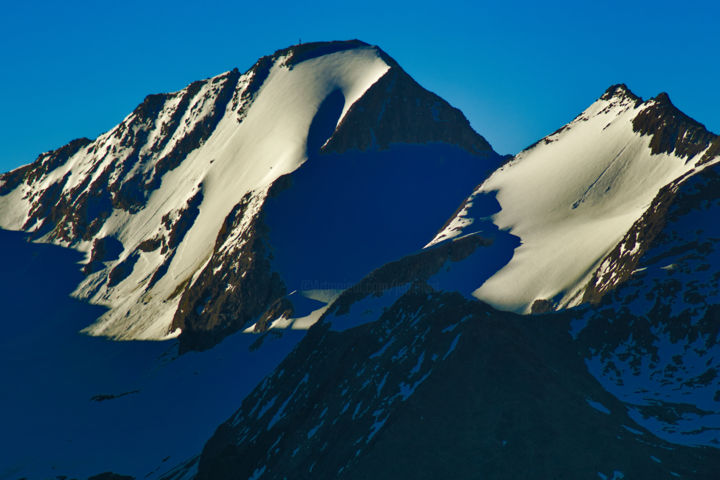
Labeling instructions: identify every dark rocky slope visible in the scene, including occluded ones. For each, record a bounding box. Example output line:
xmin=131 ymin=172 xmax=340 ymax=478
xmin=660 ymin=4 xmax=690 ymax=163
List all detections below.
xmin=574 ymin=159 xmax=720 ymax=447
xmin=190 ymin=286 xmax=720 ymax=479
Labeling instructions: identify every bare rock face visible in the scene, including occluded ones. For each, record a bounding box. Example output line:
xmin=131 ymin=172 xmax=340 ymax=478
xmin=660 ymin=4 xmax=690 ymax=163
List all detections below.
xmin=530 ymin=298 xmax=553 ymax=314
xmin=323 ymin=55 xmax=494 ymax=156
xmin=576 ymin=85 xmax=720 ymax=307
xmin=581 ymin=125 xmax=719 ymax=306
xmin=0 ymin=138 xmax=92 ymax=196
xmin=600 ymin=83 xmax=642 ymax=104
xmin=581 ymin=179 xmax=680 ymax=305
xmin=83 ymin=236 xmax=124 ymax=274
xmin=171 ymin=191 xmax=287 ymax=353
xmin=699 ymin=135 xmax=720 ymax=165
xmin=632 ymin=92 xmax=716 ymax=158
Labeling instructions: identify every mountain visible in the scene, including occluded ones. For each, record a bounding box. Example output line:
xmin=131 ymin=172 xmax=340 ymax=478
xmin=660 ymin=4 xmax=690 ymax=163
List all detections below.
xmin=429 ymin=84 xmax=719 ymax=314
xmin=0 ymin=40 xmax=499 ymax=352
xmin=2 ymin=40 xmax=720 ymax=480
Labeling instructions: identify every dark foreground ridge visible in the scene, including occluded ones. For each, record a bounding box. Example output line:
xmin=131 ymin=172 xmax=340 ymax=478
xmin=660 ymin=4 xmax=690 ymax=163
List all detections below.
xmin=190 ymin=287 xmax=720 ymax=480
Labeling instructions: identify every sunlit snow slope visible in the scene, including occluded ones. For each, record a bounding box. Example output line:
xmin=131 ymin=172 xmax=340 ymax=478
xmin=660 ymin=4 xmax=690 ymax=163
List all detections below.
xmin=430 ymin=85 xmax=719 ymax=313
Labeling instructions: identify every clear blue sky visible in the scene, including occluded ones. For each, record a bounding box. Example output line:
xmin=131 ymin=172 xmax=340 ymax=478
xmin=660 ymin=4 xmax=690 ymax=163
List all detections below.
xmin=1 ymin=0 xmax=718 ymax=171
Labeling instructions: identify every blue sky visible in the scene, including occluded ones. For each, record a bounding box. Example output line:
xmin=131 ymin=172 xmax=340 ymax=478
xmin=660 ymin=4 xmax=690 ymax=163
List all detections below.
xmin=1 ymin=0 xmax=718 ymax=171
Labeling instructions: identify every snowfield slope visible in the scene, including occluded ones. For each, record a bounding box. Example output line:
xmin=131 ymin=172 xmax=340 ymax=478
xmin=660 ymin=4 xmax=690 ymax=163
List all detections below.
xmin=430 ymin=84 xmax=719 ymax=314
xmin=0 ymin=40 xmax=499 ymax=350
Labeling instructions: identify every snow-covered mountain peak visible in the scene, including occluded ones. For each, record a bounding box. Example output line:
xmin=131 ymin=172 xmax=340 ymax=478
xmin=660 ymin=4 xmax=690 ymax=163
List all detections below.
xmin=600 ymin=83 xmax=642 ymax=103
xmin=428 ymin=84 xmax=718 ymax=315
xmin=0 ymin=40 xmax=500 ymax=347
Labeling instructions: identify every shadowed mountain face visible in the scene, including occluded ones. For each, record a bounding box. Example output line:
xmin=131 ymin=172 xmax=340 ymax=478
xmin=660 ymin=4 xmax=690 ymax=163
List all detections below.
xmin=0 ymin=229 xmax=305 ymax=479
xmin=0 ymin=229 xmax=108 ymax=358
xmin=170 ymin=139 xmax=502 ymax=352
xmin=322 ymin=60 xmax=494 ymax=155
xmin=262 ymin=144 xmax=500 ymax=290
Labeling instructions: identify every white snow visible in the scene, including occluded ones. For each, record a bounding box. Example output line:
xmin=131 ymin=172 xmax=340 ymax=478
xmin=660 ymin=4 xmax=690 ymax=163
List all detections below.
xmin=249 ymin=465 xmax=267 ymax=480
xmin=307 ymin=420 xmax=324 ymax=439
xmin=366 ymin=414 xmax=388 ymax=442
xmin=243 ymin=289 xmax=342 ymax=333
xmin=585 ymin=398 xmax=611 ymax=415
xmin=427 ymin=199 xmax=475 ymax=246
xmin=443 ymin=334 xmax=461 ymax=360
xmin=0 ymin=185 xmax=31 ymax=229
xmin=397 ymin=371 xmax=432 ymax=400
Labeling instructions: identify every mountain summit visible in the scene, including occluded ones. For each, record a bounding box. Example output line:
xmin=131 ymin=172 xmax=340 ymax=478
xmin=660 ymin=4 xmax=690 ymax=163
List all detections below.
xmin=0 ymin=40 xmax=499 ymax=350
